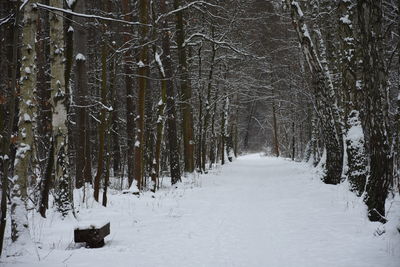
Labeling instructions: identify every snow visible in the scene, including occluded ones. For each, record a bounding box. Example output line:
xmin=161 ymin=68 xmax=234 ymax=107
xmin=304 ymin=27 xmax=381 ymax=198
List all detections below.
xmin=52 ymin=102 xmax=67 ymax=128
xmin=291 ymin=1 xmax=303 ymax=17
xmin=134 ymin=140 xmax=140 ymax=147
xmin=340 ymin=15 xmax=351 ymax=25
xmin=66 ymin=0 xmax=76 ymax=8
xmin=137 ymin=60 xmax=145 ymax=68
xmin=123 ymin=180 xmax=139 ymax=194
xmin=23 ymin=113 xmax=31 ymax=122
xmin=2 ymin=154 xmax=399 ymax=267
xmin=14 ymin=143 xmax=31 ymax=160
xmin=75 ymin=221 xmax=109 ymax=230
xmin=155 ymin=52 xmax=165 ymax=77
xmin=75 ymin=53 xmax=86 ymax=61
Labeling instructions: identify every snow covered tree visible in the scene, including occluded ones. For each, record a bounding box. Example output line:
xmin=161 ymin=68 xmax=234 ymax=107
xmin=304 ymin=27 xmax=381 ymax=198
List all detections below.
xmin=285 ymin=0 xmax=343 ymax=184
xmin=338 ymin=0 xmax=368 ymax=195
xmin=11 ymin=0 xmax=38 ymax=244
xmin=0 ymin=0 xmax=20 ymax=255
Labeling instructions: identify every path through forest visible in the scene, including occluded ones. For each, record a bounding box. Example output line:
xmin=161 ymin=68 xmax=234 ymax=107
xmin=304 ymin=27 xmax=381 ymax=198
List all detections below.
xmin=3 ymin=154 xmax=400 ymax=267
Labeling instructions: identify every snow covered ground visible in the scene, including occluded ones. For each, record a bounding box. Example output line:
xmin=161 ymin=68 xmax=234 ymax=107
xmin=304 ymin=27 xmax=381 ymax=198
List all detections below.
xmin=2 ymin=154 xmax=400 ymax=267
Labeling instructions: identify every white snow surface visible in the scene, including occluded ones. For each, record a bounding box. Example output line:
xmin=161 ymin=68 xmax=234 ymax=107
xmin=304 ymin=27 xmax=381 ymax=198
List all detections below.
xmin=75 ymin=53 xmax=86 ymax=61
xmin=74 ymin=221 xmax=110 ymax=231
xmin=2 ymin=154 xmax=400 ymax=267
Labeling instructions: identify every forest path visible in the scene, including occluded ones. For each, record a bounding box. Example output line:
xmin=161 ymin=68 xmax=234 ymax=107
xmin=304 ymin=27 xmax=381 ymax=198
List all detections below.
xmin=4 ymin=154 xmax=399 ymax=267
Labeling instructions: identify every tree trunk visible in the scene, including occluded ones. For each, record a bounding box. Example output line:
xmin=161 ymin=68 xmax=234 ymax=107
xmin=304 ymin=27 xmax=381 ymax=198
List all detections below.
xmin=94 ymin=36 xmax=108 ymax=201
xmin=160 ymin=0 xmax=181 ymax=184
xmin=287 ymin=0 xmax=343 ymax=184
xmin=243 ymin=101 xmax=256 ymax=151
xmin=151 ymin=5 xmax=167 ymax=189
xmin=0 ymin=0 xmax=19 ymax=255
xmin=196 ymin=43 xmax=203 ymax=172
xmin=201 ymin=30 xmax=216 ymax=172
xmin=11 ymin=0 xmax=38 ymax=242
xmin=36 ymin=4 xmax=52 ymax=197
xmin=272 ymin=96 xmax=279 ymax=157
xmin=357 ymin=0 xmax=392 ymax=222
xmin=175 ymin=0 xmax=194 ymax=173
xmin=104 ymin=45 xmax=116 ymax=205
xmin=338 ymin=0 xmax=367 ymax=196
xmin=134 ymin=0 xmax=149 ymax=190
xmin=74 ymin=0 xmax=92 ymax=189
xmin=50 ymin=0 xmax=71 ymax=216
xmin=121 ymin=0 xmax=135 ymax=188
xmin=221 ymin=97 xmax=229 ymax=165
xmin=209 ymin=79 xmax=219 ymax=168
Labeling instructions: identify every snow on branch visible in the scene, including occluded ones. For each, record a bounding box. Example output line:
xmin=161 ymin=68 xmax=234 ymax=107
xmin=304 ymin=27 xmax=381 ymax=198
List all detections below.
xmin=36 ymin=3 xmax=151 ymax=27
xmin=0 ymin=14 xmax=13 ymax=27
xmin=184 ymin=33 xmax=251 ymax=57
xmin=155 ymin=1 xmax=221 ymax=24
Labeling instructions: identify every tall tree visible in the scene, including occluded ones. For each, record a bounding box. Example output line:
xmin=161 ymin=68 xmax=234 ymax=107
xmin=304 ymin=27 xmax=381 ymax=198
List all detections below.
xmin=0 ymin=0 xmax=20 ymax=255
xmin=175 ymin=0 xmax=195 ymax=173
xmin=134 ymin=0 xmax=149 ymax=190
xmin=93 ymin=23 xmax=109 ymax=201
xmin=286 ymin=0 xmax=343 ymax=185
xmin=338 ymin=0 xmax=367 ymax=196
xmin=74 ymin=0 xmax=92 ymax=189
xmin=50 ymin=0 xmax=71 ymax=216
xmin=121 ymin=0 xmax=136 ymax=188
xmin=357 ymin=0 xmax=392 ymax=222
xmin=160 ymin=0 xmax=181 ymax=185
xmin=11 ymin=0 xmax=38 ymax=245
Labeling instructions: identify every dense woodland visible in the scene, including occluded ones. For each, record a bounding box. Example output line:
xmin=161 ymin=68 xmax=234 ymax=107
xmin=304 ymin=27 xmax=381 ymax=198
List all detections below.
xmin=0 ymin=0 xmax=399 ymax=256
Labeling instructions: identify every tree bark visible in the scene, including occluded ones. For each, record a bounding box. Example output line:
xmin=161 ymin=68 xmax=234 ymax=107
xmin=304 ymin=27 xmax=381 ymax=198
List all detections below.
xmin=175 ymin=0 xmax=195 ymax=173
xmin=357 ymin=0 xmax=392 ymax=222
xmin=338 ymin=0 xmax=367 ymax=196
xmin=0 ymin=0 xmax=19 ymax=255
xmin=50 ymin=0 xmax=71 ymax=216
xmin=272 ymin=95 xmax=279 ymax=157
xmin=94 ymin=35 xmax=108 ymax=201
xmin=134 ymin=0 xmax=149 ymax=190
xmin=74 ymin=0 xmax=92 ymax=189
xmin=201 ymin=29 xmax=216 ymax=172
xmin=121 ymin=0 xmax=135 ymax=188
xmin=11 ymin=0 xmax=38 ymax=242
xmin=160 ymin=0 xmax=181 ymax=185
xmin=286 ymin=0 xmax=343 ymax=184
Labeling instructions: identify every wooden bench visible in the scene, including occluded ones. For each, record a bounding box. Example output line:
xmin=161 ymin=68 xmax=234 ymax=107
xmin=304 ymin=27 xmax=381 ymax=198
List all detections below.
xmin=74 ymin=222 xmax=110 ymax=248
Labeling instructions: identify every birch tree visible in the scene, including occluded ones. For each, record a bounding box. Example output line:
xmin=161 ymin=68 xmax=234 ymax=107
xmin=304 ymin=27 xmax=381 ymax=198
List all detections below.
xmin=11 ymin=0 xmax=38 ymax=244
xmin=50 ymin=0 xmax=71 ymax=216
xmin=285 ymin=0 xmax=343 ymax=185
